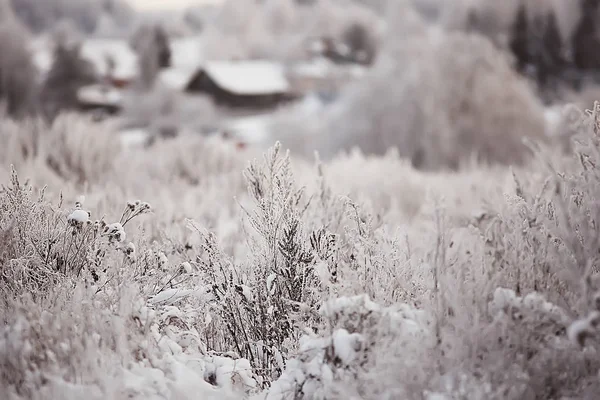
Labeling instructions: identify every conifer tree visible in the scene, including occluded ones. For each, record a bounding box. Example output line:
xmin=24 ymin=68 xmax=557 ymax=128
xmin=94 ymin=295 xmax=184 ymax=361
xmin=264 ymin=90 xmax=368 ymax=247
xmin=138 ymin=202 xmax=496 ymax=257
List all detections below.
xmin=509 ymin=3 xmax=529 ymax=73
xmin=572 ymin=0 xmax=600 ymax=70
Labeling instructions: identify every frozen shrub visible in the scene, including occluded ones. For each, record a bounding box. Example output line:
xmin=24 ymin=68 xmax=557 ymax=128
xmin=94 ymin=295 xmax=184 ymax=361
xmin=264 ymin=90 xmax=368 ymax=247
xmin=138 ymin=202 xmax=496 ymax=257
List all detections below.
xmin=263 ymin=295 xmax=434 ymax=399
xmin=0 ymin=113 xmax=120 ymax=186
xmin=0 ymin=165 xmax=256 ymax=398
xmin=0 ymin=117 xmax=47 ymax=176
xmin=3 ymin=73 xmax=600 ymax=399
xmin=488 ymin=102 xmax=600 ymax=305
xmin=0 ymin=167 xmax=151 ymax=303
xmin=41 ymin=114 xmax=120 ymax=185
xmin=188 ymin=143 xmax=322 ymax=387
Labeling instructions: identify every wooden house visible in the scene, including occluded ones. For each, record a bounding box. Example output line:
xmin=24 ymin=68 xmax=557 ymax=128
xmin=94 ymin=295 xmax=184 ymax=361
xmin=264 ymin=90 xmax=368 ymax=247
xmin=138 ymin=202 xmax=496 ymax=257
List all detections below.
xmin=184 ymin=61 xmax=298 ymax=109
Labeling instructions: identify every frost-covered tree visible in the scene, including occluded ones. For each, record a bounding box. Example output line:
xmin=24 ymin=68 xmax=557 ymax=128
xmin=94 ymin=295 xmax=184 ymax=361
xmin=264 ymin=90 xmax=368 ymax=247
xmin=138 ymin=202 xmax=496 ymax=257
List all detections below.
xmin=0 ymin=9 xmax=38 ymax=118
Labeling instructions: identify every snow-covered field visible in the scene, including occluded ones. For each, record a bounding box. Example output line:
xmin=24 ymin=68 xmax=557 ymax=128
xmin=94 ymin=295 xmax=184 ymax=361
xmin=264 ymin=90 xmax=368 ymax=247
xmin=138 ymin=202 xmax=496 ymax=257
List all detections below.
xmin=2 ymin=101 xmax=600 ymax=399
xmin=4 ymin=0 xmax=600 ymax=399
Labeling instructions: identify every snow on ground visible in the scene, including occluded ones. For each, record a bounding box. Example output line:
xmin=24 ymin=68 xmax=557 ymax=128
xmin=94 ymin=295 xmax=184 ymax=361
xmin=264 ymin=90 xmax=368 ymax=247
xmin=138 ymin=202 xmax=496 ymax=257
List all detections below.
xmin=224 ymin=113 xmax=273 ymax=145
xmin=119 ymin=127 xmax=151 ymax=148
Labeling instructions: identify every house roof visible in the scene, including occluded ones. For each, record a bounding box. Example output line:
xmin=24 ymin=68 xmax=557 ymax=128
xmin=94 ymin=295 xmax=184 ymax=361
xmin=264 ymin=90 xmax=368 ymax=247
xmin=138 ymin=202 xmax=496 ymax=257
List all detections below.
xmin=203 ymin=61 xmax=290 ymax=95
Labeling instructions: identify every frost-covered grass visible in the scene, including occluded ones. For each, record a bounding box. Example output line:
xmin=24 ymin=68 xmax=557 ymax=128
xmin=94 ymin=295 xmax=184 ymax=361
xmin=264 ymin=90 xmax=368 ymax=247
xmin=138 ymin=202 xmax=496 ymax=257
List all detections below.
xmin=2 ymin=101 xmax=600 ymax=399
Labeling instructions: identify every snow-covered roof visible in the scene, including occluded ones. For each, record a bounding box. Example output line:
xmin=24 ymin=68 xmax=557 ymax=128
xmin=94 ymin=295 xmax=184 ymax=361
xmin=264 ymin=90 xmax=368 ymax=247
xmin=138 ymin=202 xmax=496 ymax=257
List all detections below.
xmin=77 ymin=84 xmax=123 ymax=107
xmin=80 ymin=39 xmax=138 ymax=80
xmin=204 ymin=61 xmax=290 ymax=95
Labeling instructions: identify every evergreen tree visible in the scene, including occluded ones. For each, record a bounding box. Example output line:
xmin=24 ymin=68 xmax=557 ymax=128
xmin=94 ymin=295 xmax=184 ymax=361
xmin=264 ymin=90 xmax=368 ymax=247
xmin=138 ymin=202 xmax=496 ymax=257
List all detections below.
xmin=572 ymin=0 xmax=600 ymax=70
xmin=509 ymin=3 xmax=530 ymax=73
xmin=539 ymin=11 xmax=566 ymax=84
xmin=40 ymin=38 xmax=98 ymax=120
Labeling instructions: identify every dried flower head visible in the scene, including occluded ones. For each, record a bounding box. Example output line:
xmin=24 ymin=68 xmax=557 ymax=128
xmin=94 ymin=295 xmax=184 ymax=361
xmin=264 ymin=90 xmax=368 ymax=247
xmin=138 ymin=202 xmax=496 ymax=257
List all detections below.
xmin=104 ymin=222 xmax=126 ymax=243
xmin=180 ymin=262 xmax=192 ymax=274
xmin=68 ymin=209 xmax=90 ymax=226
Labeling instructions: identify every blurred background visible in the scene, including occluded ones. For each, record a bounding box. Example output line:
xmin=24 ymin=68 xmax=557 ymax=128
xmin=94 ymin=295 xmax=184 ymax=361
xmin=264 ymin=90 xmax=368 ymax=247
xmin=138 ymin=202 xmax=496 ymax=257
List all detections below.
xmin=1 ymin=0 xmax=599 ymax=171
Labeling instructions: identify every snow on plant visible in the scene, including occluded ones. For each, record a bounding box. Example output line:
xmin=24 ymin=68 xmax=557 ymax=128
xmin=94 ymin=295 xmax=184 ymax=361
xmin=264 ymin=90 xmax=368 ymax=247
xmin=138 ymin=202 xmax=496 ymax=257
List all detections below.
xmin=0 ymin=164 xmax=154 ymax=301
xmin=5 ymin=94 xmax=600 ymax=399
xmin=0 ymin=170 xmax=256 ymax=399
xmin=262 ymin=295 xmax=433 ymax=400
xmin=186 ymin=142 xmax=324 ymax=387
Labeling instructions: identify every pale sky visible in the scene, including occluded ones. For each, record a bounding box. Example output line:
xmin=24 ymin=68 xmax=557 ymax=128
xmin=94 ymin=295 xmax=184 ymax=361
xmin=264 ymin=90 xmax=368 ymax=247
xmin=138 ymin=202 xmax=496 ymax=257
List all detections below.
xmin=128 ymin=0 xmax=223 ymax=11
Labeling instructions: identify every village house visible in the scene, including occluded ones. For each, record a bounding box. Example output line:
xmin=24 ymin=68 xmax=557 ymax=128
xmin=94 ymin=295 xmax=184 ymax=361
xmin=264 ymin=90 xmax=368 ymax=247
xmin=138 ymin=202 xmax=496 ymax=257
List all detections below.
xmin=181 ymin=60 xmax=298 ymax=109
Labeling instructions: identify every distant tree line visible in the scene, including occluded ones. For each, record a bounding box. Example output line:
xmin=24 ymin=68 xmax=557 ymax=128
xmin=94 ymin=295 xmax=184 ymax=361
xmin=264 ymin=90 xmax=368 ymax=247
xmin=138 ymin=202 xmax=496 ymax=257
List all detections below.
xmin=467 ymin=0 xmax=600 ymax=97
xmin=9 ymin=0 xmax=134 ymax=35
